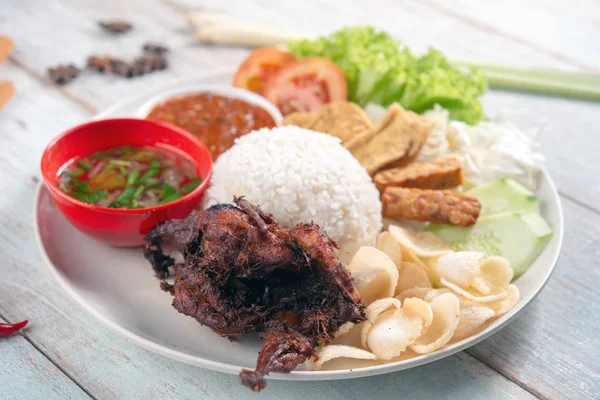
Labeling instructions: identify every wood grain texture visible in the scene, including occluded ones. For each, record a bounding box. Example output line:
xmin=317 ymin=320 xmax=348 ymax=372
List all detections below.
xmin=0 ymin=56 xmax=536 ymax=400
xmin=481 ymin=91 xmax=600 ymax=209
xmin=0 ymin=319 xmax=91 ymax=400
xmin=467 ymin=199 xmax=600 ymax=399
xmin=0 ymin=0 xmax=584 ymax=111
xmin=421 ymin=0 xmax=600 ymax=71
xmin=1 ymin=0 xmax=599 ymax=398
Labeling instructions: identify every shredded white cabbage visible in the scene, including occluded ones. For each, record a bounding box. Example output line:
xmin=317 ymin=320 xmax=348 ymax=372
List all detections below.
xmin=364 ymin=103 xmax=545 ymax=191
xmin=421 ymin=105 xmax=544 ymax=190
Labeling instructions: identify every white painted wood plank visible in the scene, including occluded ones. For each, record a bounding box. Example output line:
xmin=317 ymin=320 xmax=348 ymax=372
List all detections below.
xmin=168 ymin=0 xmax=589 ymax=70
xmin=0 ymin=61 xmax=536 ymax=399
xmin=467 ymin=200 xmax=600 ymax=400
xmin=421 ymin=0 xmax=600 ymax=70
xmin=1 ymin=0 xmax=585 ymax=111
xmin=0 ymin=319 xmax=91 ymax=400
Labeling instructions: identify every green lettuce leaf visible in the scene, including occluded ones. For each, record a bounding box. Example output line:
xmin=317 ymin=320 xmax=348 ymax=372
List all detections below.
xmin=288 ymin=26 xmax=487 ymax=124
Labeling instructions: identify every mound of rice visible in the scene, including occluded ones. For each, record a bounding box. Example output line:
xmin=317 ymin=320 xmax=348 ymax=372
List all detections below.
xmin=204 ymin=126 xmax=382 ymax=261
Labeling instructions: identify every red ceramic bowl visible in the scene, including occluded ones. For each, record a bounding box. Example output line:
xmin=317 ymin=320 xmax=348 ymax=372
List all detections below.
xmin=41 ymin=118 xmax=212 ymax=247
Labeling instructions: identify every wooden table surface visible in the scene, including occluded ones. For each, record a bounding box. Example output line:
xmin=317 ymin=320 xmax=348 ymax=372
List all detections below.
xmin=1 ymin=0 xmax=599 ymax=399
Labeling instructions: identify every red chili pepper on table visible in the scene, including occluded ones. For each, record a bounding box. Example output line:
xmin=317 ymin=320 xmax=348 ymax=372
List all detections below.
xmin=0 ymin=320 xmax=28 ymax=337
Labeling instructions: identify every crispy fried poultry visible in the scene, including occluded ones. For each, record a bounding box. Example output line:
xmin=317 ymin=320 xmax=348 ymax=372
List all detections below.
xmin=144 ymin=197 xmax=365 ymax=391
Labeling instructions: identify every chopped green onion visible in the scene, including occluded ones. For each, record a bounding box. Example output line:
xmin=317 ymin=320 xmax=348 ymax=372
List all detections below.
xmin=113 ymin=187 xmax=137 ymax=206
xmin=70 ymin=190 xmax=108 ymax=203
xmin=149 ymin=188 xmax=164 ymax=196
xmin=145 ymin=179 xmax=161 ymax=188
xmin=108 ymin=160 xmax=132 ymax=166
xmin=149 ymin=159 xmax=162 ymax=170
xmin=132 ymin=199 xmax=140 ymax=208
xmin=89 ymin=151 xmax=111 ymax=160
xmin=133 ymin=185 xmax=146 ymax=199
xmin=181 ymin=178 xmax=202 ymax=195
xmin=117 ymin=164 xmax=127 ymax=176
xmin=75 ymin=181 xmax=90 ymax=192
xmin=162 ymin=184 xmax=177 ymax=196
xmin=77 ymin=161 xmax=93 ymax=171
xmin=159 ymin=184 xmax=181 ymax=204
xmin=127 ymin=170 xmax=140 ymax=187
xmin=139 ymin=168 xmax=160 ymax=184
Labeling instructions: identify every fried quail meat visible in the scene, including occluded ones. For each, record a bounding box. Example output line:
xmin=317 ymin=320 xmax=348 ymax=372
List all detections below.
xmin=283 ymin=101 xmax=373 ymax=144
xmin=144 ymin=197 xmax=365 ymax=391
xmin=345 ymin=103 xmax=432 ymax=175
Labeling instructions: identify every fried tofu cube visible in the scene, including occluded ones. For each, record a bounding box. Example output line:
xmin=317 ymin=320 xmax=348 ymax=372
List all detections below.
xmin=382 ymin=187 xmax=481 ymax=227
xmin=374 ymin=157 xmax=463 ymax=192
xmin=282 ymin=101 xmax=373 ymax=144
xmin=345 ymin=104 xmax=432 ymax=175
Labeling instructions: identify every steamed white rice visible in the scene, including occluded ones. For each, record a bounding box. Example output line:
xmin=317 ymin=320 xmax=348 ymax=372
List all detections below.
xmin=204 ymin=126 xmax=382 ymax=261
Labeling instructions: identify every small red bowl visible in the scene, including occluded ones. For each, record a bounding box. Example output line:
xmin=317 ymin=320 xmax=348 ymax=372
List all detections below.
xmin=41 ymin=118 xmax=212 ymax=247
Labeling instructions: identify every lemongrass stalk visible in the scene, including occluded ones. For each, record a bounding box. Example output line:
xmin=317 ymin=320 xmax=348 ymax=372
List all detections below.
xmin=455 ymin=61 xmax=600 ymax=100
xmin=188 ymin=12 xmax=304 ymax=47
xmin=195 ymin=26 xmax=303 ymax=47
xmin=455 ymin=60 xmax=600 ymax=85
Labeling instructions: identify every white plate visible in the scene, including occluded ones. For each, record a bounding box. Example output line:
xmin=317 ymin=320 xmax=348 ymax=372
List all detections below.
xmin=35 ymin=71 xmax=564 ymax=381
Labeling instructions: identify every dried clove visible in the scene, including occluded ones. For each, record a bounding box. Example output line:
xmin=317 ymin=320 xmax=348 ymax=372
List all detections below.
xmin=98 ymin=20 xmax=132 ymax=34
xmin=47 ymin=64 xmax=80 ymax=85
xmin=135 ymin=55 xmax=168 ymax=72
xmin=87 ymin=56 xmax=114 ymax=73
xmin=142 ymin=43 xmax=169 ymax=56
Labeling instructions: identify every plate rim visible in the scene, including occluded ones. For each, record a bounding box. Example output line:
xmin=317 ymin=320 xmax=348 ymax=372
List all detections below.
xmin=35 ymin=70 xmax=565 ymax=381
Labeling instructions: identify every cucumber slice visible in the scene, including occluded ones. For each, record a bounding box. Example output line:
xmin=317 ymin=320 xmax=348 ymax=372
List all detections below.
xmin=427 ymin=211 xmax=553 ymax=277
xmin=467 ymin=179 xmax=539 ymax=216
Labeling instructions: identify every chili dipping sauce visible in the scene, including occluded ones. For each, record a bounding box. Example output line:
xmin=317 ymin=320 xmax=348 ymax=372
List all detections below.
xmin=146 ymin=93 xmax=277 ymax=159
xmin=57 ymin=145 xmax=202 ymax=209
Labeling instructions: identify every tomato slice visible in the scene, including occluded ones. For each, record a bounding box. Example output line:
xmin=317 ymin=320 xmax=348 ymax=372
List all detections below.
xmin=262 ymin=58 xmax=348 ymax=115
xmin=232 ymin=47 xmax=296 ymax=94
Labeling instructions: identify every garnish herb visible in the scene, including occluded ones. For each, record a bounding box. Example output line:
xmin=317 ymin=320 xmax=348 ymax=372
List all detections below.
xmin=127 ymin=170 xmax=140 ymax=187
xmin=181 ymin=178 xmax=202 ymax=194
xmin=160 ymin=184 xmax=181 ymax=204
xmin=77 ymin=160 xmax=93 ymax=171
xmin=70 ymin=190 xmax=108 ymax=203
xmin=57 ymin=145 xmax=200 ymax=209
xmin=133 ymin=185 xmax=146 ymax=199
xmin=114 ymin=187 xmax=137 ymax=206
